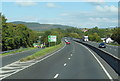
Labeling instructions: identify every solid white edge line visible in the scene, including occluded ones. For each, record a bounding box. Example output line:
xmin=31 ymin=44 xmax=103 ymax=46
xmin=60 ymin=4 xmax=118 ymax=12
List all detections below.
xmin=1 ymin=42 xmax=66 ymax=80
xmin=75 ymin=42 xmax=113 ymax=81
xmin=54 ymin=74 xmax=59 ymax=79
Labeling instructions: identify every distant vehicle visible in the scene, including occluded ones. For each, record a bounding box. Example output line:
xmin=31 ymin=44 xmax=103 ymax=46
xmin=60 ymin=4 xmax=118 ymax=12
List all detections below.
xmin=99 ymin=42 xmax=106 ymax=48
xmin=83 ymin=36 xmax=89 ymax=41
xmin=64 ymin=39 xmax=71 ymax=44
xmin=66 ymin=41 xmax=71 ymax=44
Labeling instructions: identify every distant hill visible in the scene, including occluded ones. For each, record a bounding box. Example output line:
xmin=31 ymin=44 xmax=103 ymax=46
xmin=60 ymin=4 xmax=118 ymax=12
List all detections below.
xmin=11 ymin=21 xmax=72 ymax=31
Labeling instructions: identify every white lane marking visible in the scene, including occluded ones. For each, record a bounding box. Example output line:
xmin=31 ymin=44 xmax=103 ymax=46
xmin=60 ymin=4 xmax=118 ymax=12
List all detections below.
xmin=1 ymin=61 xmax=20 ymax=69
xmin=0 ymin=74 xmax=9 ymax=78
xmin=1 ymin=49 xmax=39 ymax=68
xmin=1 ymin=70 xmax=16 ymax=74
xmin=75 ymin=42 xmax=113 ymax=81
xmin=2 ymin=66 xmax=22 ymax=69
xmin=68 ymin=58 xmax=71 ymax=60
xmin=0 ymin=42 xmax=66 ymax=80
xmin=64 ymin=63 xmax=67 ymax=66
xmin=71 ymin=54 xmax=73 ymax=56
xmin=54 ymin=74 xmax=59 ymax=79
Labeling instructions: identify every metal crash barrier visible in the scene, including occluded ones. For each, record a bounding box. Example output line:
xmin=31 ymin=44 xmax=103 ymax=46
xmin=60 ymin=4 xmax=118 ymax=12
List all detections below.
xmin=74 ymin=40 xmax=120 ymax=76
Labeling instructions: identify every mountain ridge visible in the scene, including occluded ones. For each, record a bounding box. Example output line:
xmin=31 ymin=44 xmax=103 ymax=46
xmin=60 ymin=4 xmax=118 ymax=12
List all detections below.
xmin=10 ymin=21 xmax=72 ymax=31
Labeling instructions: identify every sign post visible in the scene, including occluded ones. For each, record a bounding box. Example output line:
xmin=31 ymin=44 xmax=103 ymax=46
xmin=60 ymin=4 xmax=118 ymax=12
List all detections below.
xmin=48 ymin=35 xmax=57 ymax=47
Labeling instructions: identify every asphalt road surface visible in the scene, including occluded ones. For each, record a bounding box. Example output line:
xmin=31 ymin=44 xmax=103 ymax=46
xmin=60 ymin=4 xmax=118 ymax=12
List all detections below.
xmin=86 ymin=41 xmax=119 ymax=57
xmin=5 ymin=40 xmax=118 ymax=79
xmin=73 ymin=38 xmax=119 ymax=58
xmin=1 ymin=48 xmax=41 ymax=67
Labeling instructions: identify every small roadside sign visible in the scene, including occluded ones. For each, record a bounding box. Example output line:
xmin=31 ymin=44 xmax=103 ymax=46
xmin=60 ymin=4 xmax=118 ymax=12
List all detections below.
xmin=48 ymin=35 xmax=57 ymax=42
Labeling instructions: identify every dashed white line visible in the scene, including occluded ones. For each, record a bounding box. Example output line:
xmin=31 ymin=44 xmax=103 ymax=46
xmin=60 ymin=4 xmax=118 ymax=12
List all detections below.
xmin=54 ymin=74 xmax=59 ymax=79
xmin=71 ymin=54 xmax=73 ymax=56
xmin=0 ymin=42 xmax=66 ymax=80
xmin=68 ymin=58 xmax=71 ymax=60
xmin=64 ymin=63 xmax=67 ymax=66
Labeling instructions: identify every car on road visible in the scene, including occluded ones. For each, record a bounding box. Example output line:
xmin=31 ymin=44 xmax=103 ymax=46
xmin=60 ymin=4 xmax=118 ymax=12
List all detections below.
xmin=64 ymin=39 xmax=71 ymax=44
xmin=99 ymin=42 xmax=106 ymax=48
xmin=66 ymin=41 xmax=71 ymax=44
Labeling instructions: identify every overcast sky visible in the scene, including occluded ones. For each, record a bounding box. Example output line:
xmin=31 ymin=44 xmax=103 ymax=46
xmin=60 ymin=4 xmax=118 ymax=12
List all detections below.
xmin=1 ymin=1 xmax=119 ymax=28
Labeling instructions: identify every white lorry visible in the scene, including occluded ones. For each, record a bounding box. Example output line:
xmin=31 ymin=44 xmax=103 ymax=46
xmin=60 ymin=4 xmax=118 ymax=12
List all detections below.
xmin=83 ymin=36 xmax=89 ymax=42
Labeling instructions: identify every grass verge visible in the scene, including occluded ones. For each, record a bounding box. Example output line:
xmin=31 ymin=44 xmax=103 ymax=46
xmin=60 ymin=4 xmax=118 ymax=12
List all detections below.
xmin=20 ymin=42 xmax=64 ymax=62
xmin=1 ymin=47 xmax=36 ymax=56
xmin=107 ymin=43 xmax=120 ymax=46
